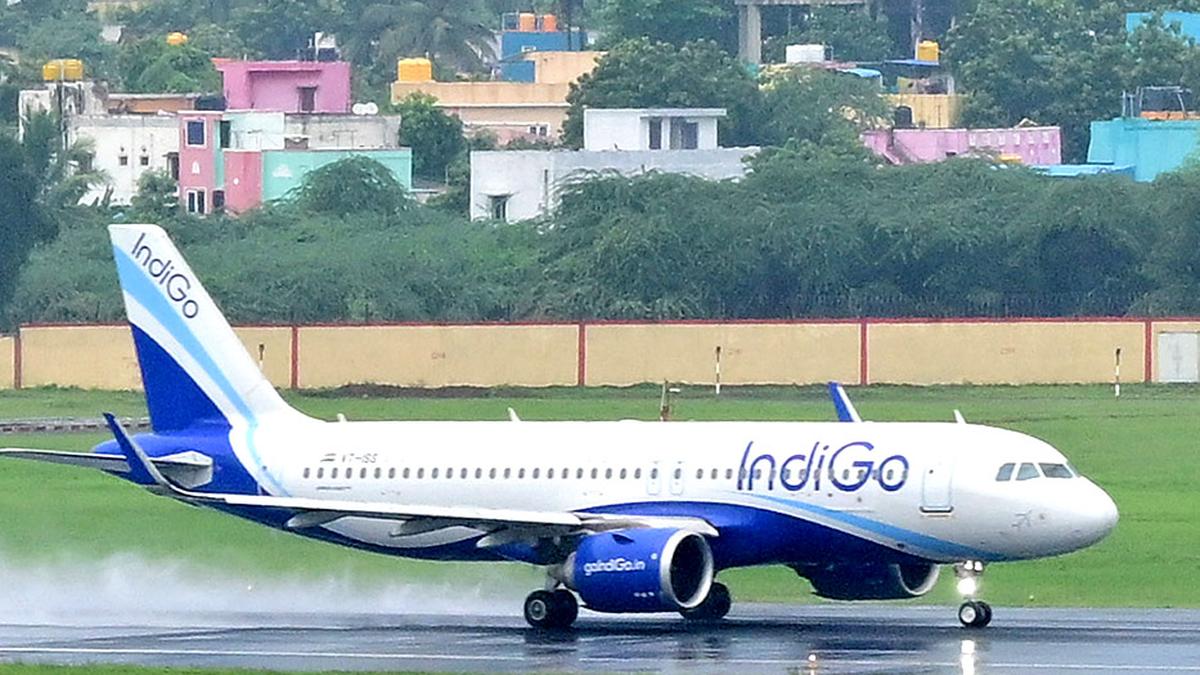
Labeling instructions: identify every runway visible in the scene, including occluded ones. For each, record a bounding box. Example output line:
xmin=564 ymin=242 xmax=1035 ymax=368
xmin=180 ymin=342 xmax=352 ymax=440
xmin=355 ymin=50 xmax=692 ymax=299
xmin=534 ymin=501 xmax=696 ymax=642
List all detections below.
xmin=2 ymin=605 xmax=1198 ymax=673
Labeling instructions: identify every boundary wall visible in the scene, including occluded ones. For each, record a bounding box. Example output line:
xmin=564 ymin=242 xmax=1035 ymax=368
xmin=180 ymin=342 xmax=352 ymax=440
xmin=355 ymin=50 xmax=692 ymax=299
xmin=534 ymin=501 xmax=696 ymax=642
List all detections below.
xmin=4 ymin=318 xmax=1200 ymax=390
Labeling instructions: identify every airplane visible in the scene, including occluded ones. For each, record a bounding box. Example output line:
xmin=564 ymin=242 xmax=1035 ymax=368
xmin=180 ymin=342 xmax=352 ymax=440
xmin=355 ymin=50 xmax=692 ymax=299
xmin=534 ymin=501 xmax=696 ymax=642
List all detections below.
xmin=0 ymin=224 xmax=1119 ymax=629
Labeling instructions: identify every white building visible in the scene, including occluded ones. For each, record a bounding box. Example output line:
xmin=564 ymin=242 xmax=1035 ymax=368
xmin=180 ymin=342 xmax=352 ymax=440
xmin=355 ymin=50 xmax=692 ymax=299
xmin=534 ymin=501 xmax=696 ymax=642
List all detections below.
xmin=470 ymin=108 xmax=757 ymax=222
xmin=68 ymin=114 xmax=179 ymax=205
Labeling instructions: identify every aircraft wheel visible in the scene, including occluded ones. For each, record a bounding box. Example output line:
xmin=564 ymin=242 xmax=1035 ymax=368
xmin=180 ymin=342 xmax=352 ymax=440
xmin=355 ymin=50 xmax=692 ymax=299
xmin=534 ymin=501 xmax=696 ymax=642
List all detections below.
xmin=681 ymin=582 xmax=732 ymax=622
xmin=524 ymin=589 xmax=577 ymax=629
xmin=958 ymin=600 xmax=992 ymax=628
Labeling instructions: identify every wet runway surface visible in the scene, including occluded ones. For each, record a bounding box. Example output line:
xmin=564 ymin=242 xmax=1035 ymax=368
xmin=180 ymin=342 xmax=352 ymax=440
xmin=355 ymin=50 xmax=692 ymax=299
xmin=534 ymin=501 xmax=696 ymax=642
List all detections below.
xmin=1 ymin=605 xmax=1198 ymax=673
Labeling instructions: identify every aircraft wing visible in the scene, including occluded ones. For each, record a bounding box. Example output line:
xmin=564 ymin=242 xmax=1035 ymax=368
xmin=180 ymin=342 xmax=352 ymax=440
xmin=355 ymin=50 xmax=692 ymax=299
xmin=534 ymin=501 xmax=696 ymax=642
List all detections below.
xmin=99 ymin=414 xmax=717 ymax=544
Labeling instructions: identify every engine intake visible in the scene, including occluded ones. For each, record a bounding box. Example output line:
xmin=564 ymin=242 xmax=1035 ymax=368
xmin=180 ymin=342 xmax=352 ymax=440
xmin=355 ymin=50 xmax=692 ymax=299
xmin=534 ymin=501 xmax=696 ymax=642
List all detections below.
xmin=555 ymin=528 xmax=714 ymax=613
xmin=797 ymin=561 xmax=940 ymax=600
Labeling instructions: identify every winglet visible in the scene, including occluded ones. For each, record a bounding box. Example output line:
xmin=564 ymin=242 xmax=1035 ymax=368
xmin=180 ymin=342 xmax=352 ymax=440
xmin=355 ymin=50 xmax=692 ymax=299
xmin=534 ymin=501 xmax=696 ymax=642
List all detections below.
xmin=954 ymin=409 xmax=966 ymax=424
xmin=828 ymin=382 xmax=863 ymax=422
xmin=103 ymin=413 xmax=170 ymax=488
xmin=507 ymin=407 xmax=521 ymax=422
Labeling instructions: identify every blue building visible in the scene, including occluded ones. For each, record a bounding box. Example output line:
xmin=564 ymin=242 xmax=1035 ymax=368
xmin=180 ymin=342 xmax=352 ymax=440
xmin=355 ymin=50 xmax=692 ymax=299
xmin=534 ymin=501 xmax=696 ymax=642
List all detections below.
xmin=1126 ymin=11 xmax=1200 ymax=40
xmin=498 ymin=13 xmax=587 ymax=82
xmin=1087 ymin=117 xmax=1200 ymax=181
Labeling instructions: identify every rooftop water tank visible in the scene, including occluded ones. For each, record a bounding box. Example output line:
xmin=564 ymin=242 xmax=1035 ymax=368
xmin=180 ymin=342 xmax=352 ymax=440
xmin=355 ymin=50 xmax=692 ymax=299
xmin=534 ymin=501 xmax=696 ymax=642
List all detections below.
xmin=518 ymin=12 xmax=537 ymax=31
xmin=786 ymin=44 xmax=827 ymax=64
xmin=42 ymin=59 xmax=84 ymax=81
xmin=166 ymin=32 xmax=188 ymax=46
xmin=916 ymin=40 xmax=939 ymax=63
xmin=540 ymin=14 xmax=558 ymax=32
xmin=397 ymin=57 xmax=433 ymax=82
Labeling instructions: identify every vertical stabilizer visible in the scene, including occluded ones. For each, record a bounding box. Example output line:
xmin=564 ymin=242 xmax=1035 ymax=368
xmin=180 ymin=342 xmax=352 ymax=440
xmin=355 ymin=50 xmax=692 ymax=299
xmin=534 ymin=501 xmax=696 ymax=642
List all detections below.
xmin=109 ymin=224 xmax=302 ymax=432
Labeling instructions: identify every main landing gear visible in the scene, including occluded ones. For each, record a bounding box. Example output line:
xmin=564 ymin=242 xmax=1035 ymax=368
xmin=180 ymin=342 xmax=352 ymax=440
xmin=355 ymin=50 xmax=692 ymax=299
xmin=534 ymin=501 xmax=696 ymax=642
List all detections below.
xmin=681 ymin=582 xmax=732 ymax=622
xmin=955 ymin=560 xmax=992 ymax=628
xmin=524 ymin=588 xmax=578 ymax=629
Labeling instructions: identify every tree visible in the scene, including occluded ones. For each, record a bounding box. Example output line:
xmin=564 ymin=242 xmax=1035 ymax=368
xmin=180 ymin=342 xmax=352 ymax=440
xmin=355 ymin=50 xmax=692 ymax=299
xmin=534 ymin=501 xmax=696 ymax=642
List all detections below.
xmin=763 ymin=6 xmax=894 ymax=62
xmin=0 ymin=133 xmax=56 ymax=328
xmin=758 ymin=67 xmax=890 ymax=149
xmin=118 ymin=38 xmax=221 ymax=93
xmin=341 ymin=0 xmax=495 ymax=82
xmin=289 ymin=155 xmax=413 ymax=216
xmin=395 ymin=92 xmax=466 ymax=181
xmin=595 ymin=0 xmax=734 ymax=51
xmin=130 ymin=170 xmax=180 ymax=221
xmin=946 ymin=1 xmax=1200 ymax=161
xmin=562 ymin=39 xmax=763 ymax=148
xmin=229 ymin=0 xmax=345 ymax=60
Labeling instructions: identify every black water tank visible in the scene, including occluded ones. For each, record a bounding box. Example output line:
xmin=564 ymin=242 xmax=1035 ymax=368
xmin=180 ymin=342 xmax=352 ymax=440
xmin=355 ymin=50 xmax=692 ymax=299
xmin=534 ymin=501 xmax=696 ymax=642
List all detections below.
xmin=894 ymin=106 xmax=914 ymax=128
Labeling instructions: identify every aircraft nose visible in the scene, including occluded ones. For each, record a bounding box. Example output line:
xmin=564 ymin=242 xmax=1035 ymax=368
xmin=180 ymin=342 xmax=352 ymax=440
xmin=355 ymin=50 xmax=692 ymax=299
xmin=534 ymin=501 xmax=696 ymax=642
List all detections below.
xmin=1074 ymin=484 xmax=1119 ymax=546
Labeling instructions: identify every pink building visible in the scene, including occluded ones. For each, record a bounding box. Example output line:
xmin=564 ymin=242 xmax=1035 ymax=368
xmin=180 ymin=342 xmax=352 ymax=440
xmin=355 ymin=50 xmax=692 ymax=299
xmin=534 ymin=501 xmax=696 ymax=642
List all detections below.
xmin=177 ymin=111 xmax=223 ymax=214
xmin=216 ymin=60 xmax=351 ymax=114
xmin=863 ymin=126 xmax=1062 ymax=166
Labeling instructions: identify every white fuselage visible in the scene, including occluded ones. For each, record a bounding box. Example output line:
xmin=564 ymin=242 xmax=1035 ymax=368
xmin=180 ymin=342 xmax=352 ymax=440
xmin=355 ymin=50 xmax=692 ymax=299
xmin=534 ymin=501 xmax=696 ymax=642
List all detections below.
xmin=242 ymin=418 xmax=1118 ymax=566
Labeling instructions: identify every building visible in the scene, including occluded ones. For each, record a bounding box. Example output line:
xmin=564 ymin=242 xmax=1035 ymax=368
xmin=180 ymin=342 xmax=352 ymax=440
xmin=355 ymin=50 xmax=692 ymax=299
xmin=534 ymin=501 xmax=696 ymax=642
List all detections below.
xmin=216 ymin=60 xmax=351 ymax=114
xmin=470 ymin=108 xmax=758 ymax=222
xmin=391 ymin=16 xmax=600 ymax=144
xmin=177 ymin=110 xmax=409 ymax=214
xmin=1086 ymin=117 xmax=1200 ymax=182
xmin=862 ymin=126 xmax=1062 ymax=165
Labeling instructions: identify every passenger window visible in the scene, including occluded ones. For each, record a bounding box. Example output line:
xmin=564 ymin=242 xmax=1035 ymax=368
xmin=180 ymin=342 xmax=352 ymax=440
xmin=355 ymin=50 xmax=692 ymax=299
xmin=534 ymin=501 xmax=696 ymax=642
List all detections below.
xmin=303 ymin=467 xmax=310 ymax=479
xmin=996 ymin=463 xmax=1015 ymax=481
xmin=489 ymin=468 xmax=497 ymax=479
xmin=577 ymin=468 xmax=584 ymax=479
xmin=1016 ymin=463 xmax=1039 ymax=481
xmin=331 ymin=467 xmax=338 ymax=479
xmin=431 ymin=468 xmax=439 ymax=479
xmin=504 ymin=468 xmax=512 ymax=479
xmin=403 ymin=467 xmax=410 ymax=479
xmin=591 ymin=468 xmax=598 ymax=479
xmin=619 ymin=468 xmax=627 ymax=479
xmin=317 ymin=467 xmax=324 ymax=479
xmin=417 ymin=468 xmax=425 ymax=479
xmin=605 ymin=468 xmax=612 ymax=479
xmin=475 ymin=468 xmax=482 ymax=479
xmin=650 ymin=468 xmax=658 ymax=479
xmin=374 ymin=467 xmax=381 ymax=479
xmin=696 ymin=468 xmax=704 ymax=479
xmin=518 ymin=468 xmax=526 ymax=479
xmin=710 ymin=468 xmax=718 ymax=480
xmin=446 ymin=467 xmax=453 ymax=478
xmin=1040 ymin=463 xmax=1073 ymax=478
xmin=634 ymin=468 xmax=641 ymax=479
xmin=389 ymin=468 xmax=396 ymax=479
xmin=674 ymin=467 xmax=683 ymax=480
xmin=360 ymin=468 xmax=367 ymax=479
xmin=547 ymin=468 xmax=555 ymax=479
xmin=532 ymin=468 xmax=540 ymax=479
xmin=726 ymin=468 xmax=733 ymax=480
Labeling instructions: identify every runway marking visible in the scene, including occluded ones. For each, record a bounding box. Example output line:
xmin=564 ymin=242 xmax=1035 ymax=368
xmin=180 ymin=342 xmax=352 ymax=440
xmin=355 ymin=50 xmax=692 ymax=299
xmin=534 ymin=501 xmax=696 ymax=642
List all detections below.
xmin=2 ymin=647 xmax=1199 ymax=671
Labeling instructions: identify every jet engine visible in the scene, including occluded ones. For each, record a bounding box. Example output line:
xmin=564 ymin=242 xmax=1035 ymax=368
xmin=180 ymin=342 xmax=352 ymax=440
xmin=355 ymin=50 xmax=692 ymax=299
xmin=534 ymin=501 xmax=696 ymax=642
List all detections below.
xmin=552 ymin=528 xmax=714 ymax=613
xmin=795 ymin=561 xmax=940 ymax=600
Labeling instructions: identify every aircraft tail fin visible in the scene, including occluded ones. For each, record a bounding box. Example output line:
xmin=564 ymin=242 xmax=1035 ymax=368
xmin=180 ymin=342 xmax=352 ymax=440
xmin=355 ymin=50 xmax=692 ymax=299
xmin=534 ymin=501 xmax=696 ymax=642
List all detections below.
xmin=109 ymin=224 xmax=304 ymax=432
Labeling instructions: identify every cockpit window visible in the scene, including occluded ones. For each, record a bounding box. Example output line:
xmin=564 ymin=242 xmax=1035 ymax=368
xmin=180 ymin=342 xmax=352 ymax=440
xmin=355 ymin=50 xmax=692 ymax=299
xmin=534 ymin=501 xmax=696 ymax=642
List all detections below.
xmin=995 ymin=463 xmax=1015 ymax=481
xmin=1016 ymin=463 xmax=1040 ymax=481
xmin=1039 ymin=463 xmax=1074 ymax=478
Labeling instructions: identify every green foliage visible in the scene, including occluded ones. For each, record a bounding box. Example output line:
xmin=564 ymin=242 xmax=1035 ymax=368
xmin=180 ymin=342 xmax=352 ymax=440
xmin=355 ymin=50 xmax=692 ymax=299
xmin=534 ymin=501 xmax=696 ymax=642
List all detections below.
xmin=763 ymin=6 xmax=894 ymax=62
xmin=229 ymin=0 xmax=345 ymax=60
xmin=130 ymin=170 xmax=180 ymax=222
xmin=342 ymin=0 xmax=494 ymax=86
xmin=758 ymin=68 xmax=890 ymax=148
xmin=289 ymin=156 xmax=413 ymax=216
xmin=394 ymin=93 xmax=466 ymax=181
xmin=0 ymin=133 xmax=54 ymax=328
xmin=563 ymin=39 xmax=763 ymax=148
xmin=946 ymin=1 xmax=1200 ymax=161
xmin=595 ymin=0 xmax=734 ymax=51
xmin=118 ymin=38 xmax=221 ymax=94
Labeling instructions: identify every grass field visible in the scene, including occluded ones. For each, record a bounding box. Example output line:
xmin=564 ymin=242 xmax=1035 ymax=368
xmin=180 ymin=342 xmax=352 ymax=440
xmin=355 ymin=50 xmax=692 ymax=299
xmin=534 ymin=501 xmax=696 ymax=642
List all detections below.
xmin=0 ymin=384 xmax=1197 ymax=610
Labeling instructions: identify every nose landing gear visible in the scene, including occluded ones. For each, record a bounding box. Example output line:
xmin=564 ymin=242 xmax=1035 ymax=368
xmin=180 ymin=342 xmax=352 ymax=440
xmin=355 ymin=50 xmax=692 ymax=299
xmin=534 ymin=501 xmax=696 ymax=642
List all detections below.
xmin=955 ymin=560 xmax=992 ymax=628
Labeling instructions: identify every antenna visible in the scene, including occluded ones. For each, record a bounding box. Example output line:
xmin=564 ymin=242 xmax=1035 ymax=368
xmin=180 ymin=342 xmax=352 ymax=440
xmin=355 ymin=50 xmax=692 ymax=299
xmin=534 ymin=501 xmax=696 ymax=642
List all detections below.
xmin=659 ymin=381 xmax=681 ymax=421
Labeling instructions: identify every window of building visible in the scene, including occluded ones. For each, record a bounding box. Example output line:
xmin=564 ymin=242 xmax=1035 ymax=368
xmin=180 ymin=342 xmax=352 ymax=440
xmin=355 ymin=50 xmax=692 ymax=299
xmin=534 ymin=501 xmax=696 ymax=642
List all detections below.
xmin=118 ymin=155 xmax=129 ymax=166
xmin=489 ymin=194 xmax=509 ymax=221
xmin=167 ymin=152 xmax=180 ymax=180
xmin=669 ymin=118 xmax=699 ymax=149
xmin=186 ymin=120 xmax=205 ymax=146
xmin=139 ymin=155 xmax=150 ymax=166
xmin=648 ymin=118 xmax=663 ymax=149
xmin=212 ymin=189 xmax=225 ymax=211
xmin=299 ymin=86 xmax=317 ymax=113
xmin=219 ymin=120 xmax=231 ymax=149
xmin=186 ymin=189 xmax=206 ymax=214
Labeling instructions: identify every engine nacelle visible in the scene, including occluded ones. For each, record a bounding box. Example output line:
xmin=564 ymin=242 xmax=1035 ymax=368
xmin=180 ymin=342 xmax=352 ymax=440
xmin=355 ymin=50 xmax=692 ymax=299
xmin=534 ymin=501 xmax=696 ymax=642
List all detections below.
xmin=798 ymin=561 xmax=940 ymax=600
xmin=554 ymin=528 xmax=715 ymax=613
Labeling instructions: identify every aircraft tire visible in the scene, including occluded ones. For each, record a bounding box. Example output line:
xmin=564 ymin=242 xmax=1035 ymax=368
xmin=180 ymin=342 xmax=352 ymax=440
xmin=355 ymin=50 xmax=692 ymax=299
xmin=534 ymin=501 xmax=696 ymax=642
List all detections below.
xmin=681 ymin=582 xmax=732 ymax=622
xmin=958 ymin=600 xmax=992 ymax=628
xmin=524 ymin=589 xmax=577 ymax=628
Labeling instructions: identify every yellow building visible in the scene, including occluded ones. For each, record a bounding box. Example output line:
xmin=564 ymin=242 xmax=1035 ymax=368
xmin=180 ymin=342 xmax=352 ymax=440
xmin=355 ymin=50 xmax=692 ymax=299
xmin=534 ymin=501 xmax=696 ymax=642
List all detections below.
xmin=391 ymin=51 xmax=602 ymax=143
xmin=887 ymin=93 xmax=964 ymax=129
